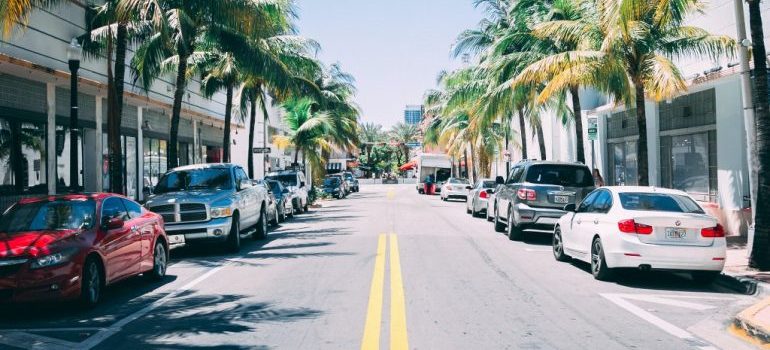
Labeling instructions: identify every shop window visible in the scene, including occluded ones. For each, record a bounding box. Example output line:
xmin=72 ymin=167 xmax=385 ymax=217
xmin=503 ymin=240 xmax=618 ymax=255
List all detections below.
xmin=206 ymin=146 xmax=222 ymax=163
xmin=143 ymin=137 xmax=168 ymax=188
xmin=0 ymin=118 xmax=47 ymax=195
xmin=55 ymin=125 xmax=83 ymax=190
xmin=608 ymin=141 xmax=638 ymax=186
xmin=660 ymin=131 xmax=716 ymax=201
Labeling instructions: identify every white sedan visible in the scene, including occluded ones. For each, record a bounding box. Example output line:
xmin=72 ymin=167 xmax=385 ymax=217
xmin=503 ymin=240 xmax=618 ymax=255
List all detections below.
xmin=552 ymin=186 xmax=726 ymax=283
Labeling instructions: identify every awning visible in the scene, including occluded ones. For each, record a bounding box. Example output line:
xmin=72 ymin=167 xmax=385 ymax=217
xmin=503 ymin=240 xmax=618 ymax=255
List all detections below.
xmin=399 ymin=160 xmax=417 ymax=171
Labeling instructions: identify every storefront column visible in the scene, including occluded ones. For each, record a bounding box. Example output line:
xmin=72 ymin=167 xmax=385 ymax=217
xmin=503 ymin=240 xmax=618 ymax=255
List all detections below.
xmin=137 ymin=106 xmax=144 ymax=201
xmin=645 ymin=101 xmax=660 ymax=186
xmin=193 ymin=120 xmax=199 ymax=163
xmin=46 ymin=83 xmax=56 ymax=195
xmin=94 ymin=96 xmax=103 ymax=192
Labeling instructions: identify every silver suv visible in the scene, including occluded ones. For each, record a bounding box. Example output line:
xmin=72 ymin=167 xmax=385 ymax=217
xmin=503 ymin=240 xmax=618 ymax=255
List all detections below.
xmin=492 ymin=161 xmax=595 ymax=241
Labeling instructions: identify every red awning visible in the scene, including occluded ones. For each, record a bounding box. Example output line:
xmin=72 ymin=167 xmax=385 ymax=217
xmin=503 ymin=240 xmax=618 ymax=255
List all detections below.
xmin=399 ymin=160 xmax=417 ymax=171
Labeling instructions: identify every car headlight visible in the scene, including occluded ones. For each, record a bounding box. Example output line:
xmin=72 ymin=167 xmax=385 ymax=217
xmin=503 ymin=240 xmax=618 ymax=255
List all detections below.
xmin=29 ymin=249 xmax=76 ymax=269
xmin=210 ymin=207 xmax=233 ymax=218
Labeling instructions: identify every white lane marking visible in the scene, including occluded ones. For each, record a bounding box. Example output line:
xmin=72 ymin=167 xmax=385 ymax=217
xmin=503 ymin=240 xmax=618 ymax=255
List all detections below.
xmin=79 ymin=264 xmax=228 ymax=349
xmin=618 ymin=294 xmax=716 ymax=311
xmin=601 ymin=293 xmax=695 ymax=340
xmin=524 ymin=248 xmax=552 ymax=252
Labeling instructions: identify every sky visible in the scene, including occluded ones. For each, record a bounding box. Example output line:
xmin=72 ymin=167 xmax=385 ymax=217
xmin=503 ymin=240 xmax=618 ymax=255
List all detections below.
xmin=296 ymin=0 xmax=484 ymax=128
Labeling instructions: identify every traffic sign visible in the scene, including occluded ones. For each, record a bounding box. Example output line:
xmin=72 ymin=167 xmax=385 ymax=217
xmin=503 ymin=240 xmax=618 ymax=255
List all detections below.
xmin=587 ymin=117 xmax=598 ymax=141
xmin=252 ymin=147 xmax=272 ymax=153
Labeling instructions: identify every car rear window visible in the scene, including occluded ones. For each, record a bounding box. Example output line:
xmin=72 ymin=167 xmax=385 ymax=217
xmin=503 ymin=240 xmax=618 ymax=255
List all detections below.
xmin=449 ymin=178 xmax=470 ymax=184
xmin=618 ymin=192 xmax=705 ymax=214
xmin=525 ymin=165 xmax=593 ymax=187
xmin=482 ymin=181 xmax=496 ymax=188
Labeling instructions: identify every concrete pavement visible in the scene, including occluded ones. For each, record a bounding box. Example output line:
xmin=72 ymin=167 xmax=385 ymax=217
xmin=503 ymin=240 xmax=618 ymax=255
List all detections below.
xmin=0 ymin=184 xmax=763 ymax=349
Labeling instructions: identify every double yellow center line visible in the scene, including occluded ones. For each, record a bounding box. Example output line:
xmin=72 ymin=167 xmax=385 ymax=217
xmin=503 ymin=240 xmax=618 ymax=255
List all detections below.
xmin=361 ymin=234 xmax=409 ymax=350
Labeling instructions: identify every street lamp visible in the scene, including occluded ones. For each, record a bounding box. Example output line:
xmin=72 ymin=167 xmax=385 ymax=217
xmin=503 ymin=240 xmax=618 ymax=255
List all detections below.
xmin=67 ymin=38 xmax=82 ymax=191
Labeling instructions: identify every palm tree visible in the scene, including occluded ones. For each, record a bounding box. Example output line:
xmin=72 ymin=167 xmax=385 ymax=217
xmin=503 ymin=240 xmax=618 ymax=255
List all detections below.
xmin=515 ymin=0 xmax=735 ymax=185
xmin=273 ymin=97 xmax=333 ymax=169
xmin=358 ymin=122 xmax=384 ymax=170
xmin=389 ymin=122 xmax=419 ymax=164
xmin=0 ymin=0 xmax=60 ymax=37
xmin=747 ymin=0 xmax=770 ymax=269
xmin=198 ymin=50 xmax=240 ymax=162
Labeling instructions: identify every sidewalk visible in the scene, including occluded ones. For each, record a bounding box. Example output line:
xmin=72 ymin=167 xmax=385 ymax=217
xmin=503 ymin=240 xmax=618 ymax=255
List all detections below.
xmin=725 ymin=236 xmax=770 ymax=347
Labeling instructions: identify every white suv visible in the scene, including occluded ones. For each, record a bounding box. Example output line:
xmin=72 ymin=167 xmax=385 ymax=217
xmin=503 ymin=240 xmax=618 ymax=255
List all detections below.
xmin=266 ymin=170 xmax=309 ymax=213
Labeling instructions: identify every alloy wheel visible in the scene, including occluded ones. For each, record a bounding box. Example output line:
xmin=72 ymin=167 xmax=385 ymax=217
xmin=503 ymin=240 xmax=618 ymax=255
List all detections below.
xmin=154 ymin=243 xmax=167 ymax=278
xmin=591 ymin=240 xmax=602 ymax=275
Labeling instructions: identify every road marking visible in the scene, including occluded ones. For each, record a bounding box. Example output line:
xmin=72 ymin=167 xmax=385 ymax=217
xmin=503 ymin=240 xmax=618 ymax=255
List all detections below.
xmin=602 ymin=293 xmax=694 ymax=339
xmin=387 ymin=190 xmax=396 ymax=200
xmin=80 ymin=263 xmax=228 ymax=349
xmin=618 ymin=294 xmax=716 ymax=311
xmin=361 ymin=234 xmax=387 ymax=350
xmin=389 ymin=234 xmax=409 ymax=350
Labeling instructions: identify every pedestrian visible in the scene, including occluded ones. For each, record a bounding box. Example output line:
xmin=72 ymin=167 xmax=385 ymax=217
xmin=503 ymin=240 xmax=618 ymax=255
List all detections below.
xmin=593 ymin=169 xmax=605 ymax=187
xmin=424 ymin=174 xmax=434 ymax=195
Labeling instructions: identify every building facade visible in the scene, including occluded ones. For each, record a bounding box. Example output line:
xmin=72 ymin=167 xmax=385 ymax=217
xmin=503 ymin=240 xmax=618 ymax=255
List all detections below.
xmin=404 ymin=105 xmax=423 ymax=125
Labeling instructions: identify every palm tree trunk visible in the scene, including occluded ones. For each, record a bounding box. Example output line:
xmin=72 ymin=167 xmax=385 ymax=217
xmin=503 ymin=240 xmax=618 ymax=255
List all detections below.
xmin=107 ymin=24 xmax=127 ymax=194
xmin=518 ymin=108 xmax=528 ymax=160
xmin=536 ymin=122 xmax=546 ymax=160
xmin=259 ymin=90 xmax=271 ymax=176
xmin=247 ymin=93 xmax=257 ymax=178
xmin=570 ymin=85 xmax=586 ymax=164
xmin=168 ymin=54 xmax=188 ymax=170
xmin=222 ymin=85 xmax=233 ymax=163
xmin=634 ymin=81 xmax=649 ymax=186
xmin=294 ymin=148 xmax=299 ymax=166
xmin=748 ymin=0 xmax=770 ymax=269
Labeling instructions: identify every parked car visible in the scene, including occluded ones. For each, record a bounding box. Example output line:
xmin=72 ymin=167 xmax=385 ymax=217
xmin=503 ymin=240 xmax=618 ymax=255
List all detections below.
xmin=440 ymin=178 xmax=471 ymax=201
xmin=553 ymin=186 xmax=726 ymax=283
xmin=265 ymin=179 xmax=294 ymax=221
xmin=326 ymin=174 xmax=350 ymax=195
xmin=255 ymin=180 xmax=280 ymax=226
xmin=146 ymin=164 xmax=269 ymax=253
xmin=323 ymin=176 xmax=347 ymax=199
xmin=0 ymin=193 xmax=169 ymax=306
xmin=493 ymin=160 xmax=595 ymax=241
xmin=266 ymin=170 xmax=309 ymax=213
xmin=486 ymin=191 xmax=496 ymax=222
xmin=466 ymin=179 xmax=497 ymax=217
xmin=343 ymin=171 xmax=360 ymax=192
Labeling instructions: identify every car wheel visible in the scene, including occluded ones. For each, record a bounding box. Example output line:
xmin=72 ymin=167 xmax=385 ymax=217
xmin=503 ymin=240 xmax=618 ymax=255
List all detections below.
xmin=591 ymin=237 xmax=614 ymax=281
xmin=507 ymin=209 xmax=524 ymax=241
xmin=466 ymin=203 xmax=472 ymax=214
xmin=486 ymin=208 xmax=494 ymax=222
xmin=552 ymin=227 xmax=571 ymax=262
xmin=255 ymin=209 xmax=268 ymax=240
xmin=278 ymin=205 xmax=286 ymax=222
xmin=270 ymin=207 xmax=279 ymax=226
xmin=148 ymin=241 xmax=168 ymax=280
xmin=691 ymin=271 xmax=720 ymax=285
xmin=494 ymin=206 xmax=506 ymax=233
xmin=287 ymin=205 xmax=295 ymax=218
xmin=227 ymin=217 xmax=241 ymax=252
xmin=303 ymin=200 xmax=309 ymax=212
xmin=80 ymin=258 xmax=102 ymax=307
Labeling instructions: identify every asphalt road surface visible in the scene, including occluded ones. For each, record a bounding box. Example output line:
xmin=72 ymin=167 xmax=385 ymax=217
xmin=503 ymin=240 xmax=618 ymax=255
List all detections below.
xmin=0 ymin=184 xmax=761 ymax=350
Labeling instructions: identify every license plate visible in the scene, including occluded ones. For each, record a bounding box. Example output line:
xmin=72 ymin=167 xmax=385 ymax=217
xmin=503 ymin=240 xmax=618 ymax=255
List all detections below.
xmin=554 ymin=195 xmax=569 ymax=204
xmin=665 ymin=228 xmax=687 ymax=239
xmin=168 ymin=234 xmax=185 ymax=244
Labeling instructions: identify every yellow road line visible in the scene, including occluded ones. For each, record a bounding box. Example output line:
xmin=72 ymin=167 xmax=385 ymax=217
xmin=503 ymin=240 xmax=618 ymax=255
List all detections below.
xmin=361 ymin=234 xmax=387 ymax=350
xmin=386 ymin=189 xmax=396 ymax=200
xmin=389 ymin=234 xmax=409 ymax=350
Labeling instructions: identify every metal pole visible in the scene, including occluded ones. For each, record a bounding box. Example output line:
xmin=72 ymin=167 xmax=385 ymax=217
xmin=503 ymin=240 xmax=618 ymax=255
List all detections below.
xmin=734 ymin=0 xmax=758 ymax=223
xmin=591 ymin=140 xmax=596 ymax=170
xmin=505 ymin=132 xmax=510 ymax=179
xmin=69 ymin=59 xmax=80 ymax=191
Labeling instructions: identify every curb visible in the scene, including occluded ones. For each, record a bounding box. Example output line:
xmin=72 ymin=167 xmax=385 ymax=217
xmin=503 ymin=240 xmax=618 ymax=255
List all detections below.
xmin=734 ymin=297 xmax=770 ymax=346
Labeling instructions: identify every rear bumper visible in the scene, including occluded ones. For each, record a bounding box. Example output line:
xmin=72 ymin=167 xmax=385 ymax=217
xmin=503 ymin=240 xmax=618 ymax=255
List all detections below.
xmin=513 ymin=203 xmax=566 ymax=229
xmin=443 ymin=190 xmax=467 ymax=198
xmin=473 ymin=198 xmax=488 ymax=211
xmin=164 ymin=217 xmax=233 ymax=247
xmin=604 ymin=236 xmax=726 ymax=271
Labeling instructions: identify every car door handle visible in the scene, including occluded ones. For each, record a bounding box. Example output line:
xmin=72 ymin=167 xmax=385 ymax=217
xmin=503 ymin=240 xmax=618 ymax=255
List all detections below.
xmin=593 ymin=219 xmax=599 ymax=224
xmin=576 ymin=219 xmax=582 ymax=224
xmin=131 ymin=225 xmax=138 ymax=232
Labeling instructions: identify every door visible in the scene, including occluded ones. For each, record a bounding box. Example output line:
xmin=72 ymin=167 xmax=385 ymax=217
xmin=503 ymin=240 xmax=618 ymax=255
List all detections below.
xmin=578 ymin=190 xmax=613 ymax=254
xmin=565 ymin=190 xmax=600 ymax=256
xmin=100 ymin=197 xmax=140 ymax=282
xmin=497 ymin=166 xmax=523 ymax=220
xmin=123 ymin=198 xmax=154 ymax=271
xmin=235 ymin=167 xmax=258 ymax=228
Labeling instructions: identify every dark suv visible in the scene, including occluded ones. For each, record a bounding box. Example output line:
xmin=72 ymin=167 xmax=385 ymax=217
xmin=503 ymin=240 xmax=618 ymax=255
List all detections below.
xmin=492 ymin=160 xmax=595 ymax=240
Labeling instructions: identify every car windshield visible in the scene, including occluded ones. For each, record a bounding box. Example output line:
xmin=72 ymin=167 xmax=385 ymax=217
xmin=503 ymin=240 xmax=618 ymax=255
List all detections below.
xmin=525 ymin=165 xmax=594 ymax=187
xmin=324 ymin=178 xmax=340 ymax=186
xmin=618 ymin=192 xmax=705 ymax=214
xmin=154 ymin=168 xmax=232 ymax=194
xmin=267 ymin=174 xmax=298 ymax=187
xmin=266 ymin=181 xmax=282 ymax=194
xmin=344 ymin=173 xmax=354 ymax=180
xmin=0 ymin=199 xmax=96 ymax=233
xmin=449 ymin=178 xmax=470 ymax=184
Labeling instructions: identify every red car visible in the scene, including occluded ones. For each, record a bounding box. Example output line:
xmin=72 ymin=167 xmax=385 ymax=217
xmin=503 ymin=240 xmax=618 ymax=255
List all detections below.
xmin=0 ymin=193 xmax=169 ymax=306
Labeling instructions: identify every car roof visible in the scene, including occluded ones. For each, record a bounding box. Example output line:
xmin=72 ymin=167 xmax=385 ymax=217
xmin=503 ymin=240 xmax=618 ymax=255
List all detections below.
xmin=601 ymin=186 xmax=690 ymax=196
xmin=17 ymin=192 xmax=125 ymax=204
xmin=267 ymin=170 xmax=301 ymax=176
xmin=516 ymin=160 xmax=589 ymax=168
xmin=172 ymin=163 xmax=234 ymax=171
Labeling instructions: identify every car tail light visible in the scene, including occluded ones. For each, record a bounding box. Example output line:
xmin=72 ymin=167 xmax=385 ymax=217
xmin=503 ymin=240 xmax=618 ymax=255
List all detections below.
xmin=479 ymin=191 xmax=488 ymax=199
xmin=446 ymin=185 xmax=453 ymax=190
xmin=618 ymin=219 xmax=653 ymax=235
xmin=701 ymin=224 xmax=725 ymax=238
xmin=517 ymin=189 xmax=536 ymax=201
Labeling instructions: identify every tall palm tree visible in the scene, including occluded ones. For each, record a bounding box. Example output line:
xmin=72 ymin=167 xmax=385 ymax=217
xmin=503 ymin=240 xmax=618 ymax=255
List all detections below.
xmin=515 ymin=0 xmax=735 ymax=185
xmin=0 ymin=0 xmax=60 ymax=37
xmin=358 ymin=122 xmax=384 ymax=169
xmin=273 ymin=97 xmax=333 ymax=168
xmin=389 ymin=122 xmax=419 ymax=164
xmin=747 ymin=0 xmax=770 ymax=269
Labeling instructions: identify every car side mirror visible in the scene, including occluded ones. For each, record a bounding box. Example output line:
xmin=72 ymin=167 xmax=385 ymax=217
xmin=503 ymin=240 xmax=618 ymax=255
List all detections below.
xmin=282 ymin=188 xmax=290 ymax=194
xmin=465 ymin=186 xmax=473 ymax=190
xmin=300 ymin=182 xmax=306 ymax=188
xmin=564 ymin=203 xmax=577 ymax=212
xmin=495 ymin=176 xmax=505 ymax=185
xmin=103 ymin=217 xmax=124 ymax=230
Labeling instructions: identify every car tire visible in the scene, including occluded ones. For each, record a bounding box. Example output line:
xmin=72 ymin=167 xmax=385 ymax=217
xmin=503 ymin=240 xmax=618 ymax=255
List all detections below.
xmin=507 ymin=209 xmax=524 ymax=241
xmin=80 ymin=258 xmax=102 ymax=308
xmin=486 ymin=209 xmax=493 ymax=222
xmin=691 ymin=271 xmax=720 ymax=285
xmin=227 ymin=216 xmax=241 ymax=252
xmin=552 ymin=227 xmax=571 ymax=262
xmin=303 ymin=201 xmax=309 ymax=212
xmin=278 ymin=206 xmax=286 ymax=223
xmin=494 ymin=206 xmax=506 ymax=233
xmin=591 ymin=237 xmax=614 ymax=281
xmin=148 ymin=241 xmax=168 ymax=280
xmin=287 ymin=205 xmax=295 ymax=218
xmin=270 ymin=207 xmax=279 ymax=226
xmin=466 ymin=204 xmax=472 ymax=214
xmin=255 ymin=209 xmax=268 ymax=240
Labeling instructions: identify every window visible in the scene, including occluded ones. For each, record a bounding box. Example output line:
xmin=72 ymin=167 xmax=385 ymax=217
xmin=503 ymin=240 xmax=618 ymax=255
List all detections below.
xmin=122 ymin=199 xmax=143 ymax=219
xmin=577 ymin=190 xmax=600 ymax=213
xmin=449 ymin=178 xmax=469 ymax=184
xmin=0 ymin=199 xmax=95 ymax=232
xmin=482 ymin=181 xmax=497 ymax=188
xmin=101 ymin=197 xmax=129 ymax=221
xmin=0 ymin=118 xmax=47 ymax=195
xmin=524 ymin=165 xmax=593 ymax=187
xmin=55 ymin=125 xmax=83 ymax=190
xmin=143 ymin=137 xmax=168 ymax=188
xmin=660 ymin=131 xmax=716 ymax=201
xmin=507 ymin=167 xmax=524 ymax=184
xmin=609 ymin=141 xmax=638 ymax=186
xmin=591 ymin=190 xmax=613 ymax=213
xmin=154 ymin=168 xmax=232 ymax=194
xmin=618 ymin=192 xmax=705 ymax=214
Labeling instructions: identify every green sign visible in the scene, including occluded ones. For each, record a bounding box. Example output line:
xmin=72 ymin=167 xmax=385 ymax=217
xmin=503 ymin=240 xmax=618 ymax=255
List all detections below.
xmin=587 ymin=117 xmax=598 ymax=141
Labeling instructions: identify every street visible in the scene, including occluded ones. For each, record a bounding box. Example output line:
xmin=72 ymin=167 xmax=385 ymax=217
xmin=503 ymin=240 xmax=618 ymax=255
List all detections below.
xmin=0 ymin=184 xmax=760 ymax=350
